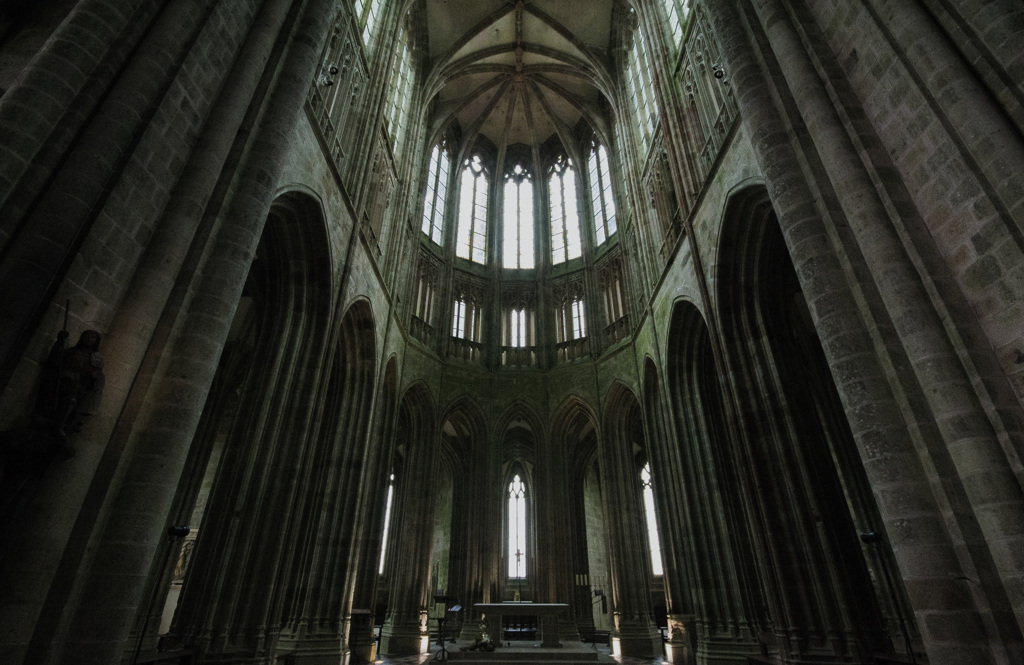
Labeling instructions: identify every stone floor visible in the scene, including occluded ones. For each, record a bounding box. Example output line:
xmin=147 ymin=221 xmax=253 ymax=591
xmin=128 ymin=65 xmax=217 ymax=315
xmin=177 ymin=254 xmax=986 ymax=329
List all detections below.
xmin=376 ymin=641 xmax=668 ymax=665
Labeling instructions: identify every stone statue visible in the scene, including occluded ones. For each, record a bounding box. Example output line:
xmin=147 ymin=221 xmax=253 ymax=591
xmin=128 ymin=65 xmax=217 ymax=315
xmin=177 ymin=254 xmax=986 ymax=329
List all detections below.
xmin=35 ymin=329 xmax=105 ymax=436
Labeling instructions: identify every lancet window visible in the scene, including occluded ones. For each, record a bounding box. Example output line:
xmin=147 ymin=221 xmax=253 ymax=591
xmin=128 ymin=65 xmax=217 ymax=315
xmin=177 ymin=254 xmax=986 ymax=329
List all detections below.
xmin=508 ymin=474 xmax=527 ymax=579
xmin=503 ymin=164 xmax=535 ymax=269
xmin=501 ymin=285 xmax=535 ymax=367
xmin=385 ymin=28 xmax=413 ymax=151
xmin=554 ymin=280 xmax=588 ymax=363
xmin=589 ymin=144 xmax=618 ymax=246
xmin=661 ymin=0 xmax=689 ymax=50
xmin=456 ymin=155 xmax=489 ymax=264
xmin=549 ymin=155 xmax=581 ymax=264
xmin=640 ymin=463 xmax=663 ymax=576
xmin=378 ymin=472 xmax=395 ymax=574
xmin=627 ymin=28 xmax=657 ymax=149
xmin=452 ymin=298 xmax=481 ymax=342
xmin=354 ymin=0 xmax=383 ymax=47
xmin=421 ymin=144 xmax=450 ymax=244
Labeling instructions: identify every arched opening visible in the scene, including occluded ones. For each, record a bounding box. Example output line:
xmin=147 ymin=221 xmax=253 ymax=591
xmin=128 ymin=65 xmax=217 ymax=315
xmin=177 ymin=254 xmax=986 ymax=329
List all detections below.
xmin=664 ymin=303 xmax=761 ymax=661
xmin=380 ymin=382 xmax=437 ymax=656
xmin=600 ymin=383 xmax=663 ymax=658
xmin=156 ymin=193 xmax=382 ymax=663
xmin=714 ymin=186 xmax=914 ymax=661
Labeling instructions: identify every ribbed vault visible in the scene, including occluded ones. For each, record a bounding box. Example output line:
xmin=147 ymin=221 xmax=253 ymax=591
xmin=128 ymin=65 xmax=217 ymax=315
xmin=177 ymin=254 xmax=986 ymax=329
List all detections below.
xmin=424 ymin=0 xmax=615 ymax=154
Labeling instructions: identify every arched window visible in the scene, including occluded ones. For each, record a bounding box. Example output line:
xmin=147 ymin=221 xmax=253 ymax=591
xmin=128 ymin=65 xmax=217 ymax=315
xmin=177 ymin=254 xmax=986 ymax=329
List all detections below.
xmin=378 ymin=473 xmax=395 ymax=574
xmin=503 ymin=164 xmax=534 ymax=269
xmin=549 ymin=156 xmax=581 ymax=264
xmin=508 ymin=474 xmax=527 ymax=578
xmin=627 ymin=28 xmax=657 ymax=148
xmin=385 ymin=28 xmax=413 ymax=151
xmin=661 ymin=0 xmax=689 ymax=50
xmin=640 ymin=463 xmax=663 ymax=575
xmin=354 ymin=0 xmax=383 ymax=46
xmin=588 ymin=144 xmax=618 ymax=245
xmin=422 ymin=144 xmax=450 ymax=244
xmin=456 ymin=156 xmax=489 ymax=264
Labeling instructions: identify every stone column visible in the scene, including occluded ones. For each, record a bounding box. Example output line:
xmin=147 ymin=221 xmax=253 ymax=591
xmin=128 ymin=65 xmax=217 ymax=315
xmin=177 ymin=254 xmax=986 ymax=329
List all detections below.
xmin=706 ymin=1 xmax=1021 ymax=662
xmin=380 ymin=394 xmax=439 ymax=655
xmin=46 ymin=0 xmax=337 ymax=662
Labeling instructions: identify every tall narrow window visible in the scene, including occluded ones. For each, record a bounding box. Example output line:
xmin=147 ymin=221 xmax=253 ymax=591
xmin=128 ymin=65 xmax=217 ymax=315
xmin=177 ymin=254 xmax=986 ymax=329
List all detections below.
xmin=422 ymin=144 xmax=450 ymax=244
xmin=456 ymin=156 xmax=488 ymax=264
xmin=571 ymin=299 xmax=586 ymax=338
xmin=510 ymin=309 xmax=527 ymax=347
xmin=589 ymin=144 xmax=618 ymax=245
xmin=662 ymin=0 xmax=689 ymax=50
xmin=452 ymin=299 xmax=467 ymax=338
xmin=355 ymin=0 xmax=383 ymax=46
xmin=627 ymin=29 xmax=657 ymax=148
xmin=550 ymin=156 xmax=581 ymax=264
xmin=379 ymin=473 xmax=395 ymax=574
xmin=503 ymin=164 xmax=534 ymax=269
xmin=385 ymin=30 xmax=413 ymax=151
xmin=508 ymin=475 xmax=527 ymax=578
xmin=640 ymin=464 xmax=663 ymax=576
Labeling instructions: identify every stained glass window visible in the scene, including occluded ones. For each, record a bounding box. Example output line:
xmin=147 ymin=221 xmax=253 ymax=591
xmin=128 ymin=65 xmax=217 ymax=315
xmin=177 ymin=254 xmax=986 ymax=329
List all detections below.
xmin=354 ymin=0 xmax=383 ymax=46
xmin=385 ymin=29 xmax=413 ymax=151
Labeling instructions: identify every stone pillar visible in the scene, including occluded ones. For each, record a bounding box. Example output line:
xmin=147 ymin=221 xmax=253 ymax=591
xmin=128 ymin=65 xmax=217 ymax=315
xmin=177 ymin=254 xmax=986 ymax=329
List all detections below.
xmin=45 ymin=0 xmax=337 ymax=662
xmin=599 ymin=390 xmax=663 ymax=658
xmin=706 ymin=1 xmax=1022 ymax=662
xmin=380 ymin=391 xmax=439 ymax=656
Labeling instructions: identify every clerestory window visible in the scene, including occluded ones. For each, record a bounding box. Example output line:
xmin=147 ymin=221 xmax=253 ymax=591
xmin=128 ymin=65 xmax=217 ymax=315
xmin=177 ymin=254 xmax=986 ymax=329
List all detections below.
xmin=385 ymin=28 xmax=413 ymax=151
xmin=456 ymin=156 xmax=489 ymax=264
xmin=627 ymin=28 xmax=657 ymax=149
xmin=503 ymin=164 xmax=534 ymax=269
xmin=661 ymin=0 xmax=690 ymax=50
xmin=422 ymin=144 xmax=450 ymax=244
xmin=588 ymin=144 xmax=618 ymax=246
xmin=640 ymin=463 xmax=663 ymax=576
xmin=549 ymin=156 xmax=581 ymax=264
xmin=508 ymin=474 xmax=527 ymax=578
xmin=354 ymin=0 xmax=383 ymax=47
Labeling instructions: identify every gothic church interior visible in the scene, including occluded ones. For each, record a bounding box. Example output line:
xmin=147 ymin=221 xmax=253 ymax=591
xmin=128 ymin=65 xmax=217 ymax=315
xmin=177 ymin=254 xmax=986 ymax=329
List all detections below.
xmin=0 ymin=1 xmax=1023 ymax=664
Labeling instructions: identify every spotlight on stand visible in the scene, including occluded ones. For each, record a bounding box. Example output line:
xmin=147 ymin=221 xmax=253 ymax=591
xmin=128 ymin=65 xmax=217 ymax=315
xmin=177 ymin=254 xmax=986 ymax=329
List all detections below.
xmin=713 ymin=64 xmax=725 ymax=79
xmin=859 ymin=531 xmax=881 ymax=544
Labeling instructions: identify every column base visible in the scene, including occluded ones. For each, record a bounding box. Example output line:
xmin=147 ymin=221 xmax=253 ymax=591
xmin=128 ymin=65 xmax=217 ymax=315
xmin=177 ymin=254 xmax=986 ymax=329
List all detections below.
xmin=613 ymin=616 xmax=663 ymax=658
xmin=380 ymin=611 xmax=428 ymax=656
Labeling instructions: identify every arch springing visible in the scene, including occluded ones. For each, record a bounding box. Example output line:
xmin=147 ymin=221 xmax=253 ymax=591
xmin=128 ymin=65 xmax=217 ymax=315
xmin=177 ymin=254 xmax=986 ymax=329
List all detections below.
xmin=503 ymin=164 xmax=534 ymax=269
xmin=422 ymin=144 xmax=450 ymax=244
xmin=550 ymin=155 xmax=581 ymax=264
xmin=456 ymin=156 xmax=489 ymax=264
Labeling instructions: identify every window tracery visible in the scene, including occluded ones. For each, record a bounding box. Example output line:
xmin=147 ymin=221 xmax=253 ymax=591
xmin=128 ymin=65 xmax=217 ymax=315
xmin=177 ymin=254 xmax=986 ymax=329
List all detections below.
xmin=456 ymin=155 xmax=489 ymax=264
xmin=588 ymin=144 xmax=618 ymax=246
xmin=503 ymin=164 xmax=535 ymax=270
xmin=549 ymin=155 xmax=582 ymax=264
xmin=508 ymin=474 xmax=527 ymax=579
xmin=385 ymin=27 xmax=413 ymax=151
xmin=421 ymin=144 xmax=450 ymax=244
xmin=626 ymin=27 xmax=657 ymax=149
xmin=354 ymin=0 xmax=383 ymax=47
xmin=501 ymin=284 xmax=536 ymax=367
xmin=554 ymin=279 xmax=589 ymax=363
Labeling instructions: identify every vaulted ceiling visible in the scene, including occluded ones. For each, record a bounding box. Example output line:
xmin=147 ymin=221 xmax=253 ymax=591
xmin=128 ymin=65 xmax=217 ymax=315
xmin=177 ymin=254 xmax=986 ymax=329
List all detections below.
xmin=422 ymin=0 xmax=618 ymax=156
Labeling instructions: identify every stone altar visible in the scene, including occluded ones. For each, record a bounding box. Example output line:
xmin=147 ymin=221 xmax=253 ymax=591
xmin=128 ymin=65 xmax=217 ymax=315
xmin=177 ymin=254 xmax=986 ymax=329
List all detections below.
xmin=473 ymin=602 xmax=570 ymax=649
